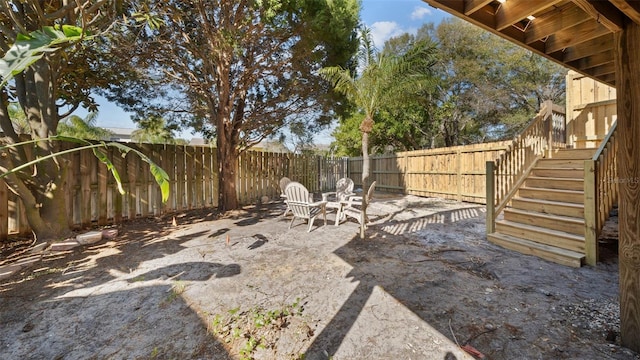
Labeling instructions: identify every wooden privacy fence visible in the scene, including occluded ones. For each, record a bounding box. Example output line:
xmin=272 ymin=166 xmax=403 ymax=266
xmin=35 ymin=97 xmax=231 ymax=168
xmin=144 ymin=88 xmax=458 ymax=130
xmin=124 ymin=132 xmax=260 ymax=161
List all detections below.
xmin=349 ymin=141 xmax=511 ymax=204
xmin=236 ymin=151 xmax=348 ymax=204
xmin=1 ymin=143 xmax=348 ymax=238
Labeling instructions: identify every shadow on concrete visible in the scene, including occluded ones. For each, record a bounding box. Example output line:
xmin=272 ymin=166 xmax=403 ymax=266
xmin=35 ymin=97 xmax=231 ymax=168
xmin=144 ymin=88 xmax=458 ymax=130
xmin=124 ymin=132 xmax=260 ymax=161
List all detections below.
xmin=304 ymin=206 xmax=485 ymax=359
xmin=248 ymin=234 xmax=269 ymax=250
xmin=0 ymin=219 xmax=240 ymax=359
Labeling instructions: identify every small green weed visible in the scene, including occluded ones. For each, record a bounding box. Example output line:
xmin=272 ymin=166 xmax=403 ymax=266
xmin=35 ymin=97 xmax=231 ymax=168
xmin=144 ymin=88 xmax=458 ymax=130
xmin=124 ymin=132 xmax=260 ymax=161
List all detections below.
xmin=161 ymin=281 xmax=187 ymax=306
xmin=208 ymin=298 xmax=305 ymax=359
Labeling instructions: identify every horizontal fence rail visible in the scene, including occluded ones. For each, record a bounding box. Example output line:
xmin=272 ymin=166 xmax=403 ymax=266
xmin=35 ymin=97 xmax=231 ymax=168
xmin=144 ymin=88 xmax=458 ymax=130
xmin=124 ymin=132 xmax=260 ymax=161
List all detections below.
xmin=1 ymin=143 xmax=348 ymax=239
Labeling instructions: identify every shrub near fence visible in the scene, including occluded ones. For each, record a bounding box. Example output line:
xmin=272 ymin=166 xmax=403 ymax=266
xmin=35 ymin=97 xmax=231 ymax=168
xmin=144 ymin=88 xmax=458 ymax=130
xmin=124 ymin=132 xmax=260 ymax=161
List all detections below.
xmin=349 ymin=141 xmax=511 ymax=203
xmin=1 ymin=143 xmax=348 ymax=239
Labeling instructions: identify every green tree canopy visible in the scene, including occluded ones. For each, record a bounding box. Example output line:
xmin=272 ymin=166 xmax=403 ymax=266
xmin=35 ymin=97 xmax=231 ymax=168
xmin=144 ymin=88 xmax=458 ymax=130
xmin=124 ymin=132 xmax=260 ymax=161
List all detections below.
xmin=321 ymin=27 xmax=438 ymax=237
xmin=430 ymin=19 xmax=566 ymax=146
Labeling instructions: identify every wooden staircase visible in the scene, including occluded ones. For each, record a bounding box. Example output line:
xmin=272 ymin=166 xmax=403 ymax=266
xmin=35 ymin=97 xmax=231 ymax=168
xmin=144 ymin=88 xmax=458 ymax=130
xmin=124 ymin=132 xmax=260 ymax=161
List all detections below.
xmin=488 ymin=148 xmax=597 ymax=267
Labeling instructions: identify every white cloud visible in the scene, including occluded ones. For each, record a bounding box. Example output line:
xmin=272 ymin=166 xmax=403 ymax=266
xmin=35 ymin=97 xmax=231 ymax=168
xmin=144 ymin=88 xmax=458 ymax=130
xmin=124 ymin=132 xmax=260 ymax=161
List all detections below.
xmin=410 ymin=6 xmax=432 ymax=20
xmin=370 ymin=21 xmax=405 ymax=49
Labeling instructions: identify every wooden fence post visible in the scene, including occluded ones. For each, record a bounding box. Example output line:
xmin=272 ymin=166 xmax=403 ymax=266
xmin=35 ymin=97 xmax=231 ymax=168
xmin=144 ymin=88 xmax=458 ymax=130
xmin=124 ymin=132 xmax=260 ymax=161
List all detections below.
xmin=0 ymin=180 xmax=7 ymax=242
xmin=403 ymin=152 xmax=409 ymax=195
xmin=584 ymin=159 xmax=598 ymax=266
xmin=486 ymin=161 xmax=495 ymax=234
xmin=457 ymin=149 xmax=462 ymax=201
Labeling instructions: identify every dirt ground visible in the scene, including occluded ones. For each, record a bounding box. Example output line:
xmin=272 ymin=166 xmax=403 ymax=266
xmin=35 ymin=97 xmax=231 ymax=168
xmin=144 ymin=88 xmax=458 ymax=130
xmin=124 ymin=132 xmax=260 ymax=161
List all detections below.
xmin=1 ymin=193 xmax=638 ymax=360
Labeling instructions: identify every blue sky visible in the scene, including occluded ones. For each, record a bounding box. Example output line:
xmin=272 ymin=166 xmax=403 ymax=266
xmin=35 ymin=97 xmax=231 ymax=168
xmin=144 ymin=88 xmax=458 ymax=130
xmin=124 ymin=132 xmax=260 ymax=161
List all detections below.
xmin=83 ymin=1 xmax=451 ymax=142
xmin=361 ymin=0 xmax=449 ymax=49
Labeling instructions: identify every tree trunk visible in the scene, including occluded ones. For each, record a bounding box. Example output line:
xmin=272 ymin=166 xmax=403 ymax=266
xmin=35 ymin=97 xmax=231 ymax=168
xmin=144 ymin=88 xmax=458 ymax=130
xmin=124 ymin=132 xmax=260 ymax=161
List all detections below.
xmin=217 ymin=126 xmax=239 ymax=212
xmin=0 ymin=141 xmax=73 ymax=244
xmin=25 ymin=163 xmax=74 ymax=242
xmin=360 ymin=125 xmax=371 ymax=240
xmin=0 ymin=57 xmax=74 ymax=244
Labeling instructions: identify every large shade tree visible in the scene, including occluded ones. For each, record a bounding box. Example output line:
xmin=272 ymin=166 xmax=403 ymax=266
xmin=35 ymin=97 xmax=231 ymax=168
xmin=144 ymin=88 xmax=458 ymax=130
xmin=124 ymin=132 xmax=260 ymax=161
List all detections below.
xmin=0 ymin=1 xmax=123 ymax=243
xmin=98 ymin=0 xmax=360 ymax=211
xmin=430 ymin=19 xmax=566 ymax=146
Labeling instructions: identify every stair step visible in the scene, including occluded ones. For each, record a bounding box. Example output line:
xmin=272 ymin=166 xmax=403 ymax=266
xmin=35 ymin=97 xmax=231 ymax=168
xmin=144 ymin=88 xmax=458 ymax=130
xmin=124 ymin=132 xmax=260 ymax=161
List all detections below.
xmin=531 ymin=167 xmax=584 ymax=178
xmin=504 ymin=208 xmax=585 ymax=235
xmin=536 ymin=158 xmax=586 ymax=168
xmin=488 ymin=232 xmax=584 ymax=267
xmin=511 ymin=197 xmax=584 ymax=218
xmin=525 ymin=176 xmax=584 ymax=191
xmin=547 ymin=148 xmax=597 ymax=160
xmin=518 ymin=187 xmax=584 ymax=204
xmin=495 ymin=220 xmax=585 ymax=253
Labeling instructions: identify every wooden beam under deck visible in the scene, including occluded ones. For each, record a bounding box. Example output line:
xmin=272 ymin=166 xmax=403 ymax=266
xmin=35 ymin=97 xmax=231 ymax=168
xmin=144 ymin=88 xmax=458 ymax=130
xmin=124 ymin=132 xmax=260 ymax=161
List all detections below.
xmin=560 ymin=33 xmax=614 ymax=62
xmin=567 ymin=50 xmax=614 ymax=70
xmin=609 ymin=0 xmax=640 ymax=24
xmin=544 ymin=20 xmax=611 ymax=54
xmin=573 ymin=0 xmax=624 ymax=32
xmin=464 ymin=0 xmax=493 ymax=16
xmin=525 ymin=4 xmax=590 ymax=44
xmin=496 ymin=0 xmax=564 ymax=31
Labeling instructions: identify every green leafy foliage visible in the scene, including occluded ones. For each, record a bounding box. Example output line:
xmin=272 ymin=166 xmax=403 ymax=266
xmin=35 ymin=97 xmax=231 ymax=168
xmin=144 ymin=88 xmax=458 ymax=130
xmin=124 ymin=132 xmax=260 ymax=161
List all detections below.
xmin=131 ymin=12 xmax=165 ymax=30
xmin=0 ymin=136 xmax=170 ymax=203
xmin=0 ymin=25 xmax=85 ymax=87
xmin=131 ymin=116 xmax=184 ymax=144
xmin=0 ymin=1 xmax=125 ymax=243
xmin=322 ymin=28 xmax=438 ymax=156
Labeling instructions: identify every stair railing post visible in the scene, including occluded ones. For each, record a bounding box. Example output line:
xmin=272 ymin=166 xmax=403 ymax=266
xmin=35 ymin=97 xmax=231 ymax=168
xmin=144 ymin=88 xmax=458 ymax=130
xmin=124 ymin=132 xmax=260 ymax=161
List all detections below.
xmin=486 ymin=161 xmax=496 ymax=234
xmin=544 ymin=99 xmax=554 ymax=153
xmin=584 ymin=159 xmax=598 ymax=266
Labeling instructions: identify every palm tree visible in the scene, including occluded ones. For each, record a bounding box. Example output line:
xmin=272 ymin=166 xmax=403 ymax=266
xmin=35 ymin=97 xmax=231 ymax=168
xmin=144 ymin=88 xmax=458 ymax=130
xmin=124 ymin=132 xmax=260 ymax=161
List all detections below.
xmin=57 ymin=112 xmax=114 ymax=140
xmin=320 ymin=28 xmax=436 ymax=238
xmin=131 ymin=115 xmax=182 ymax=144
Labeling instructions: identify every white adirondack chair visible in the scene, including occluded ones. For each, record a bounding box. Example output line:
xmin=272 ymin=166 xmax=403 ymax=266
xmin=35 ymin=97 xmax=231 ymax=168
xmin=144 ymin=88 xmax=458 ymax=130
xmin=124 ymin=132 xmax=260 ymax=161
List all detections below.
xmin=339 ymin=181 xmax=377 ymax=227
xmin=284 ymin=182 xmax=327 ymax=232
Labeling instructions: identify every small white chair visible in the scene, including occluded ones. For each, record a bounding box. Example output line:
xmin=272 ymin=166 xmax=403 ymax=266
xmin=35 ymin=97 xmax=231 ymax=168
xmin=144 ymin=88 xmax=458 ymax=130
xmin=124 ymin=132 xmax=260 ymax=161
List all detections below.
xmin=339 ymin=181 xmax=377 ymax=227
xmin=323 ymin=178 xmax=355 ymax=225
xmin=284 ymin=182 xmax=327 ymax=232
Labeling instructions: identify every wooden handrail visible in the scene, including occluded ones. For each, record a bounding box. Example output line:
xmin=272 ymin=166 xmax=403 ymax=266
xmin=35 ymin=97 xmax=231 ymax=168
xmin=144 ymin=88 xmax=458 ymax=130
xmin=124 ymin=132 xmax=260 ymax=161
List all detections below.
xmin=486 ymin=101 xmax=566 ymax=234
xmin=584 ymin=121 xmax=618 ymax=266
